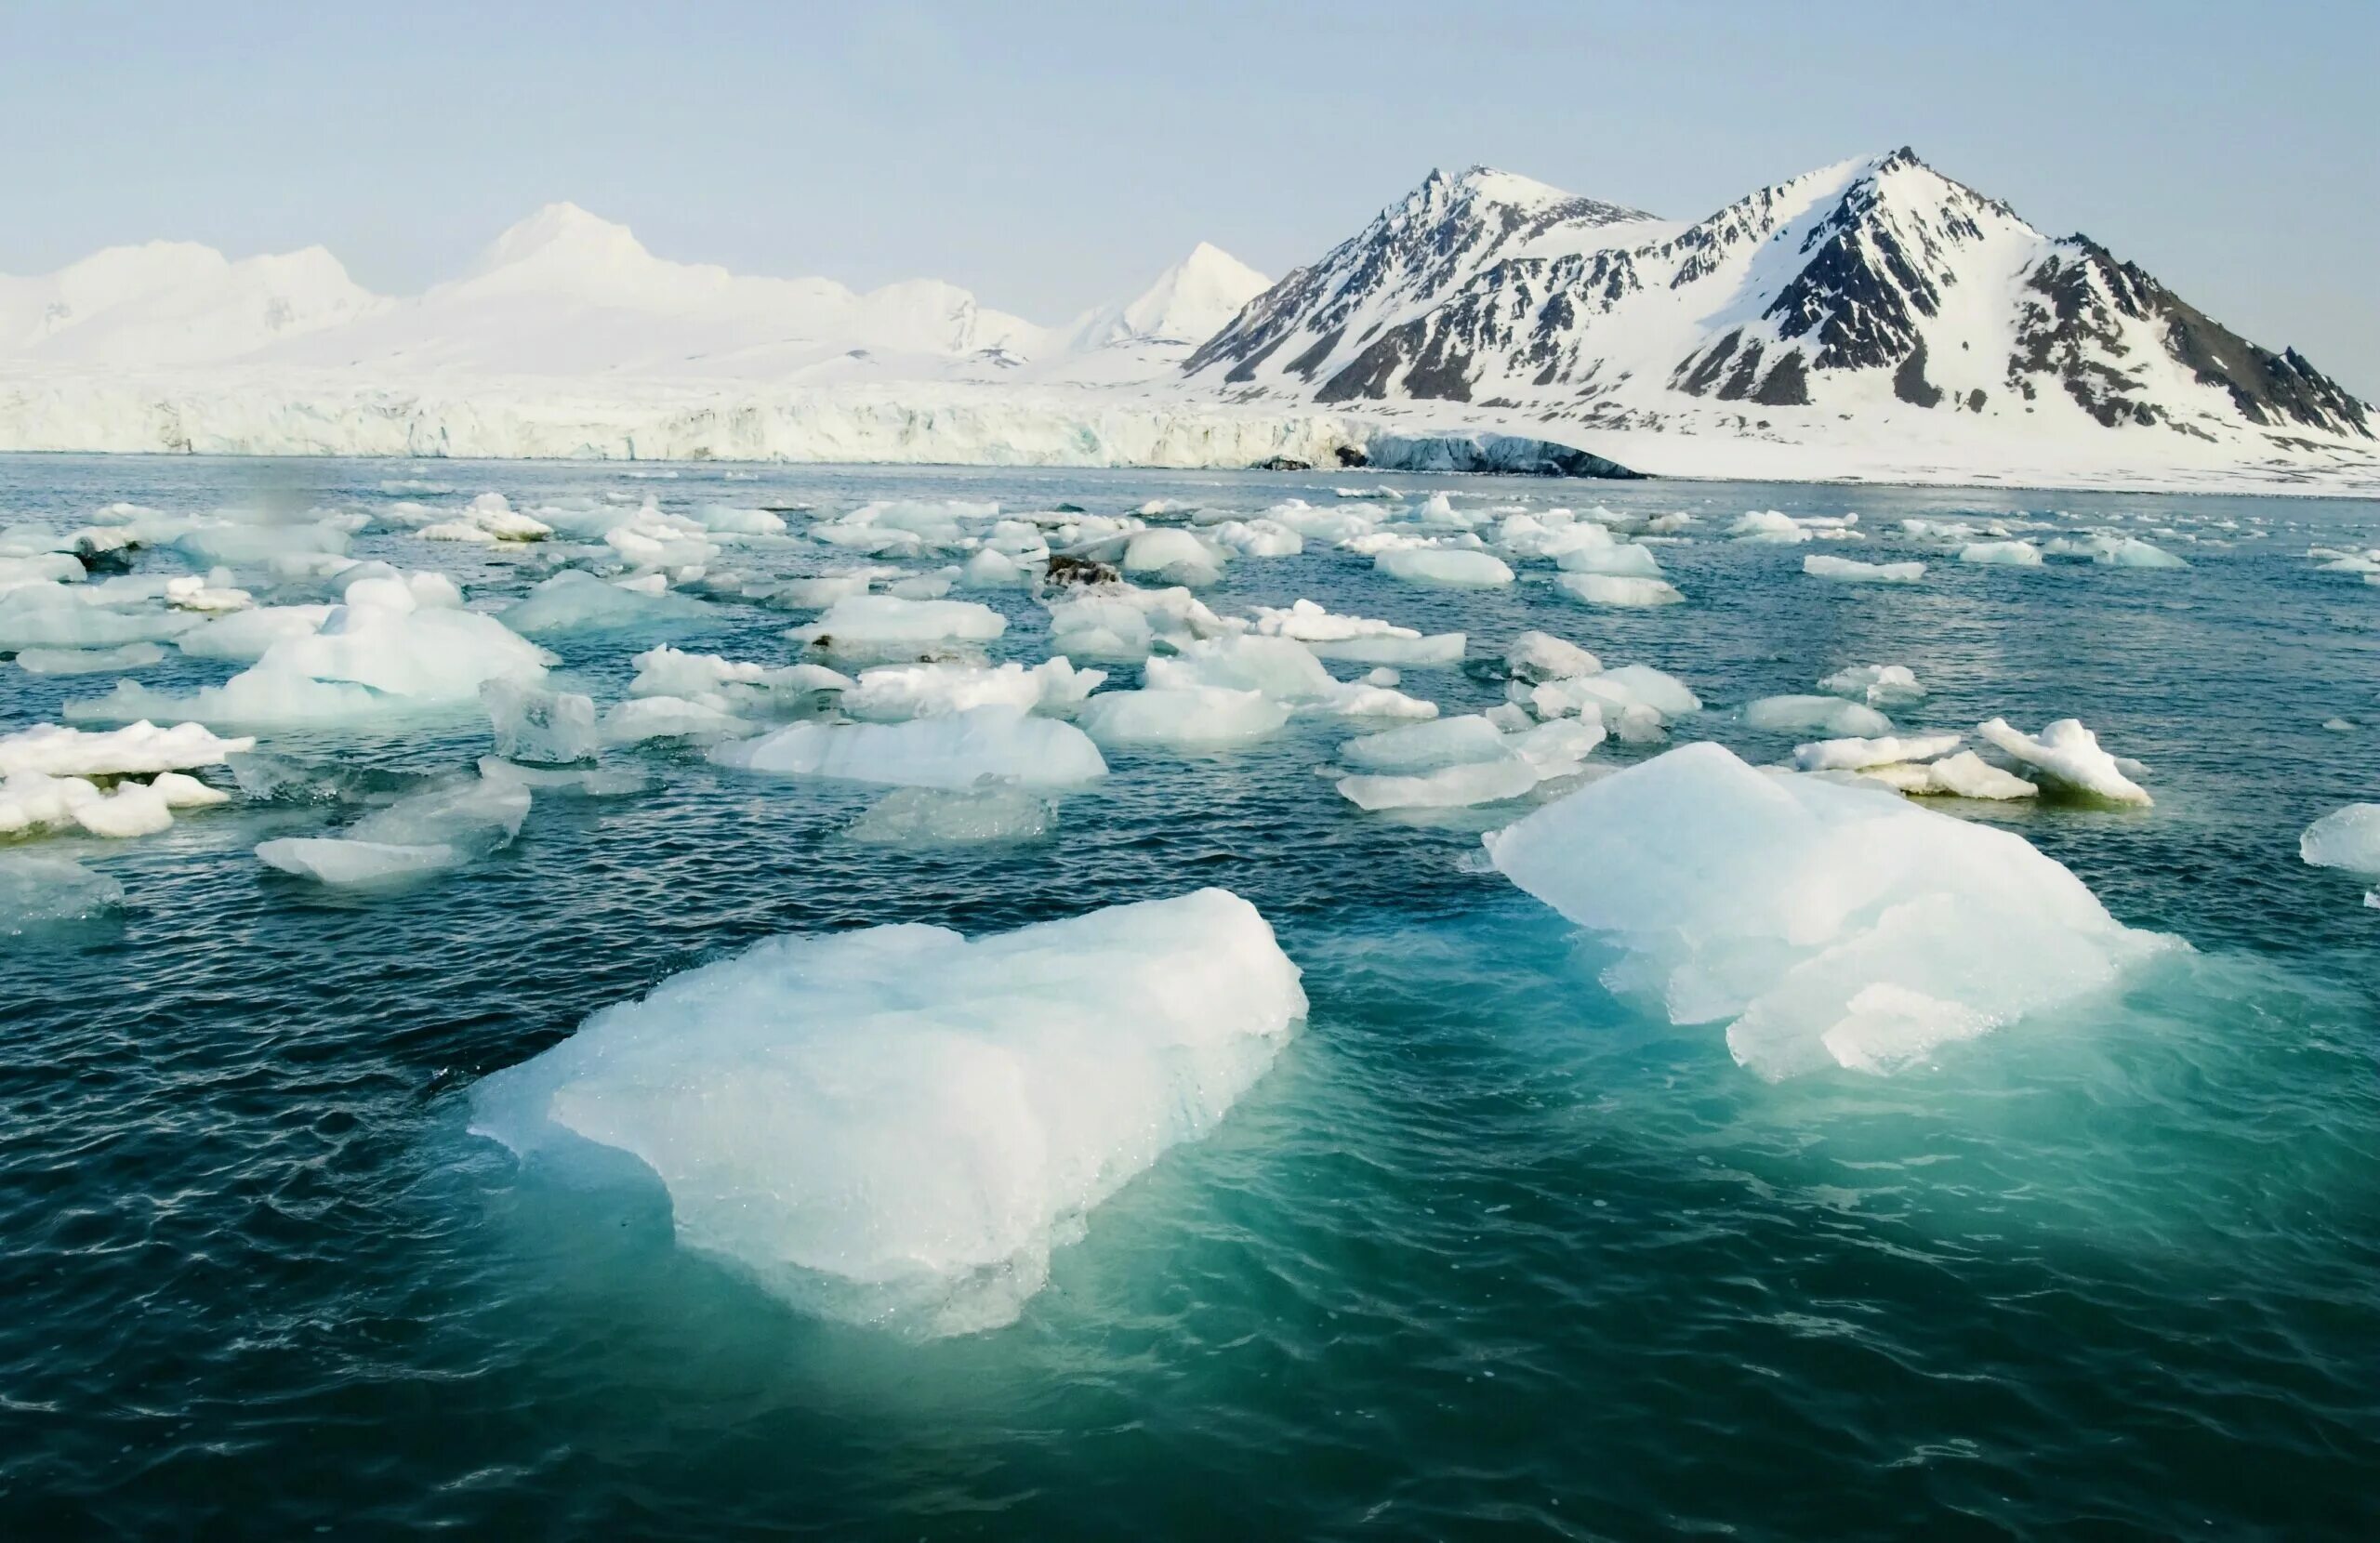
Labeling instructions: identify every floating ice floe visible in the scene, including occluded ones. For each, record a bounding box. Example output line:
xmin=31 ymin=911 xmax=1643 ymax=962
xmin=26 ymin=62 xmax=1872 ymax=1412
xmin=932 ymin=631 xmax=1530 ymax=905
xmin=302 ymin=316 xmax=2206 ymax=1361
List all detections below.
xmin=1484 ymin=742 xmax=2175 ymax=1078
xmin=790 ymin=594 xmax=1006 ymax=652
xmin=1044 ymin=584 xmax=1232 ymax=661
xmin=14 ymin=641 xmax=168 ymax=676
xmin=1119 ymin=528 xmax=1226 ymax=587
xmin=1503 ymin=630 xmax=1602 ymax=684
xmin=0 ymin=580 xmax=204 ymax=650
xmin=1805 ymin=555 xmax=1925 ymax=583
xmin=255 ymin=774 xmax=532 ymax=887
xmin=416 ymin=491 xmax=553 ymax=544
xmin=500 ymin=570 xmax=716 ymax=637
xmin=1743 ymin=695 xmax=1894 ymax=737
xmin=1817 ymin=664 xmax=1925 ymax=708
xmin=1958 ymin=540 xmax=2044 ymax=567
xmin=0 ymin=855 xmax=124 ymax=932
xmin=628 ymin=645 xmax=848 ymax=715
xmin=1554 ymin=541 xmax=1665 ymax=579
xmin=598 ymin=696 xmax=751 ymax=746
xmin=1555 ymin=573 xmax=1684 ymax=608
xmin=0 ymin=770 xmax=211 ymax=838
xmin=2299 ymin=804 xmax=2380 ymax=908
xmin=1976 ymin=718 xmax=2151 ymax=805
xmin=713 ymin=705 xmax=1106 ymax=787
xmin=469 ymin=889 xmax=1305 ymax=1336
xmin=2044 ymin=534 xmax=2188 ymax=568
xmin=1076 ymin=686 xmax=1290 ymax=750
xmin=0 ymin=720 xmax=255 ymax=778
xmin=1334 ymin=715 xmax=1604 ymax=811
xmin=1374 ymin=547 xmax=1514 ymax=588
xmin=1791 ymin=732 xmax=1966 ymax=772
xmin=1250 ymin=599 xmax=1464 ymax=666
xmin=72 ymin=574 xmax=554 ymax=728
xmin=845 ymin=785 xmax=1055 ymax=848
xmin=844 ymin=659 xmax=1104 ymax=722
xmin=176 ymin=604 xmax=337 ymax=661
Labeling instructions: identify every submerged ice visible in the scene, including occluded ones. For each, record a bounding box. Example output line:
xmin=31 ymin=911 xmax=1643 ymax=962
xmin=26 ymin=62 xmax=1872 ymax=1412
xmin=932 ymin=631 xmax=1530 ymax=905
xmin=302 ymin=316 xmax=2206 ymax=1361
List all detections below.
xmin=1484 ymin=743 xmax=2173 ymax=1079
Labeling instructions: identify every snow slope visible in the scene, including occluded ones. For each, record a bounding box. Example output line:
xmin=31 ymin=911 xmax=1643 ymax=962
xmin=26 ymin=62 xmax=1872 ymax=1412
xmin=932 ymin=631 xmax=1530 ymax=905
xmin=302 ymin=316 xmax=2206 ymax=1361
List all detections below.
xmin=1189 ymin=150 xmax=2375 ymax=483
xmin=2 ymin=156 xmax=2373 ymax=494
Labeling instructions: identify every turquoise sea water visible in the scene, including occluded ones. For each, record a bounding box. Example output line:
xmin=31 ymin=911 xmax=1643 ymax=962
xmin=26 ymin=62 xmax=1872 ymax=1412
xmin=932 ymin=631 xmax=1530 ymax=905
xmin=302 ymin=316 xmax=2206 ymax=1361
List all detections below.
xmin=2 ymin=455 xmax=2375 ymax=1538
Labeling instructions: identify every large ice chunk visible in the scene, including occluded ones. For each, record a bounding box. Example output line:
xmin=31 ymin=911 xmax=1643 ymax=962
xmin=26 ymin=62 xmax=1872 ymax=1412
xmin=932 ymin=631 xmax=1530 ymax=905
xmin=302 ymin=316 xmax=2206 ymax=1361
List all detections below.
xmin=790 ymin=594 xmax=1006 ymax=649
xmin=1374 ymin=548 xmax=1514 ymax=588
xmin=1483 ymin=742 xmax=2172 ymax=1078
xmin=469 ymin=889 xmax=1306 ymax=1336
xmin=1805 ymin=555 xmax=1925 ymax=583
xmin=500 ymin=571 xmax=717 ymax=637
xmin=844 ymin=659 xmax=1104 ymax=721
xmin=1976 ymin=718 xmax=2151 ymax=805
xmin=0 ymin=720 xmax=255 ymax=778
xmin=2299 ymin=804 xmax=2380 ymax=891
xmin=1556 ymin=573 xmax=1685 ymax=608
xmin=483 ymin=680 xmax=600 ymax=764
xmin=712 ymin=705 xmax=1106 ymax=788
xmin=1075 ymin=687 xmax=1289 ymax=750
xmin=1250 ymin=600 xmax=1463 ymax=666
xmin=255 ymin=775 xmax=532 ymax=886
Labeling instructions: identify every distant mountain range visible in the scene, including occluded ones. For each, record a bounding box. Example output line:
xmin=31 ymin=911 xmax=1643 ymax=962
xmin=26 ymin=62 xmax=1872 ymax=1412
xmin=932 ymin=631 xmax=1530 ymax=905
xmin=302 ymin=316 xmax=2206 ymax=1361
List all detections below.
xmin=0 ymin=204 xmax=1269 ymax=385
xmin=2 ymin=152 xmax=2373 ymax=491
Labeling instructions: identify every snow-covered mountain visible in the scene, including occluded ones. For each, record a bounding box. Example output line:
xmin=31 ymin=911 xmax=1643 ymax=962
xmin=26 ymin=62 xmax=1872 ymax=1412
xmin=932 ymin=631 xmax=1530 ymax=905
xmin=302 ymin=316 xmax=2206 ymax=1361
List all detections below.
xmin=0 ymin=242 xmax=386 ymax=366
xmin=1190 ymin=149 xmax=2373 ymax=452
xmin=0 ymin=205 xmax=1263 ymax=385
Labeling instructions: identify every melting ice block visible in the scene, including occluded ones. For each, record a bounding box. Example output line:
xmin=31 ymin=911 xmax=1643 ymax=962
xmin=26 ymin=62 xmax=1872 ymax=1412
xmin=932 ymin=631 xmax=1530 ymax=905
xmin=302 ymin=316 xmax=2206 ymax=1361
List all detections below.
xmin=712 ymin=705 xmax=1106 ymax=787
xmin=2299 ymin=804 xmax=2380 ymax=879
xmin=1484 ymin=742 xmax=2172 ymax=1079
xmin=0 ymin=855 xmax=125 ymax=932
xmin=1977 ymin=718 xmax=2150 ymax=805
xmin=469 ymin=889 xmax=1306 ymax=1336
xmin=1374 ymin=548 xmax=1514 ymax=588
xmin=0 ymin=720 xmax=255 ymax=778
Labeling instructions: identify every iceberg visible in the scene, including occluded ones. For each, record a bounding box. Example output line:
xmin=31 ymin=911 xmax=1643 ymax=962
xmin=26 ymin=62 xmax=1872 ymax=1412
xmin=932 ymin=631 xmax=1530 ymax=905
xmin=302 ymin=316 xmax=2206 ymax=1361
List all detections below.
xmin=712 ymin=705 xmax=1106 ymax=788
xmin=469 ymin=889 xmax=1306 ymax=1336
xmin=1484 ymin=742 xmax=2174 ymax=1078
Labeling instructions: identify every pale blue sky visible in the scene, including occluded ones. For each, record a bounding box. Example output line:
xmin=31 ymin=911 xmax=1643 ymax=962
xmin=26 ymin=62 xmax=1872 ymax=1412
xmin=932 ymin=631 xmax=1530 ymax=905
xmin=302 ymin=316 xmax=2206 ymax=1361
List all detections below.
xmin=5 ymin=0 xmax=2373 ymax=390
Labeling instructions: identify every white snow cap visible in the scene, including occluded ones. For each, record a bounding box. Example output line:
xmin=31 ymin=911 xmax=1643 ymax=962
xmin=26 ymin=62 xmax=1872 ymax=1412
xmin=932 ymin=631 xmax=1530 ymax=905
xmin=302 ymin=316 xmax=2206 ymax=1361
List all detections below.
xmin=469 ymin=889 xmax=1306 ymax=1336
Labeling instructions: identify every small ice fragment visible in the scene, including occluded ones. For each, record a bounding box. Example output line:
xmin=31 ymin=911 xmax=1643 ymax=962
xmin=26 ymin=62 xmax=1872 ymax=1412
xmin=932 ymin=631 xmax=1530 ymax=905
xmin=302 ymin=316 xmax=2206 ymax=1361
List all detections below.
xmin=845 ymin=785 xmax=1054 ymax=847
xmin=1555 ymin=574 xmax=1684 ymax=607
xmin=483 ymin=680 xmax=600 ymax=765
xmin=713 ymin=706 xmax=1106 ymax=788
xmin=1976 ymin=718 xmax=2150 ymax=805
xmin=0 ymin=855 xmax=124 ymax=932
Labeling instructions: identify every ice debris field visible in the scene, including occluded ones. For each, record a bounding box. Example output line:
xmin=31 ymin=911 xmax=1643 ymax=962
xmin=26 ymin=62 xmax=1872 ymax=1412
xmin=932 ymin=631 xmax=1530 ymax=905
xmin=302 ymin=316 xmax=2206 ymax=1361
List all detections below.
xmin=4 ymin=455 xmax=2377 ymax=1349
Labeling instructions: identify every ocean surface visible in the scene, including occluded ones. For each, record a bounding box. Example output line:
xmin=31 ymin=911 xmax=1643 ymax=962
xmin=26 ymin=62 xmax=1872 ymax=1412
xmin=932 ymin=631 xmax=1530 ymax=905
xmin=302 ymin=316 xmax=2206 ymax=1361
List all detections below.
xmin=2 ymin=455 xmax=2375 ymax=1539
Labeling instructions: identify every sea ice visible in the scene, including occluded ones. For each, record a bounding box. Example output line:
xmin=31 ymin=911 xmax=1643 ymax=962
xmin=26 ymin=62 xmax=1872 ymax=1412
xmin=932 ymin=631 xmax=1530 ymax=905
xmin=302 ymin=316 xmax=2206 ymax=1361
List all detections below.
xmin=1250 ymin=599 xmax=1463 ymax=666
xmin=1554 ymin=542 xmax=1665 ymax=578
xmin=712 ymin=706 xmax=1106 ymax=787
xmin=1744 ymin=695 xmax=1894 ymax=737
xmin=1484 ymin=742 xmax=2172 ymax=1078
xmin=1958 ymin=541 xmax=2044 ymax=567
xmin=1976 ymin=718 xmax=2151 ymax=805
xmin=483 ymin=679 xmax=601 ymax=764
xmin=845 ymin=785 xmax=1055 ymax=848
xmin=1075 ymin=686 xmax=1290 ymax=749
xmin=0 ymin=855 xmax=124 ymax=932
xmin=0 ymin=720 xmax=255 ymax=778
xmin=1555 ymin=573 xmax=1685 ymax=607
xmin=1816 ymin=664 xmax=1925 ymax=707
xmin=1374 ymin=548 xmax=1514 ymax=588
xmin=1503 ymin=631 xmax=1601 ymax=683
xmin=500 ymin=570 xmax=716 ymax=637
xmin=1805 ymin=555 xmax=1925 ymax=583
xmin=469 ymin=889 xmax=1305 ymax=1336
xmin=790 ymin=594 xmax=1007 ymax=650
xmin=844 ymin=659 xmax=1104 ymax=721
xmin=2299 ymin=804 xmax=2380 ymax=877
xmin=1791 ymin=732 xmax=1965 ymax=772
xmin=597 ymin=695 xmax=750 ymax=745
xmin=256 ymin=775 xmax=532 ymax=886
xmin=176 ymin=605 xmax=335 ymax=661
xmin=14 ymin=641 xmax=169 ymax=676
